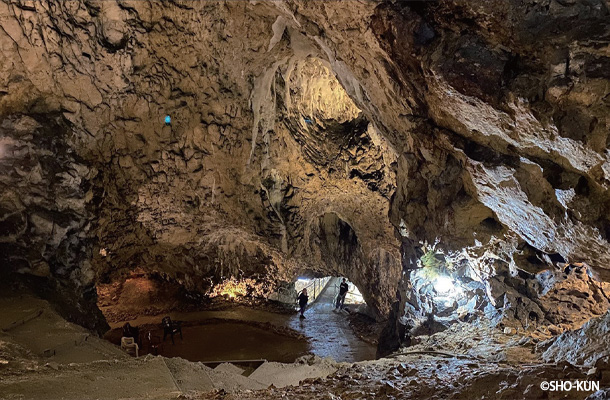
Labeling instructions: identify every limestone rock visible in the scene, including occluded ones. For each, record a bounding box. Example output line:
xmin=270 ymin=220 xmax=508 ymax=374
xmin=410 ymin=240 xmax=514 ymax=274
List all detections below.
xmin=542 ymin=311 xmax=610 ymax=366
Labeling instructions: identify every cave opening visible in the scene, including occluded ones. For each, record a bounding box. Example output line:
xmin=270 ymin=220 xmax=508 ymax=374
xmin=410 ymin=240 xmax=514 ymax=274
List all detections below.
xmin=294 ymin=276 xmax=367 ymax=310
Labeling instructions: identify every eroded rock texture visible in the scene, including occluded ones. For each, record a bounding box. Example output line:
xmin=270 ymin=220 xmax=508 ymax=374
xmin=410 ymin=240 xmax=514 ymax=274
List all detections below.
xmin=0 ymin=114 xmax=106 ymax=332
xmin=0 ymin=0 xmax=402 ymax=320
xmin=542 ymin=309 xmax=610 ymax=366
xmin=0 ymin=0 xmax=609 ymax=336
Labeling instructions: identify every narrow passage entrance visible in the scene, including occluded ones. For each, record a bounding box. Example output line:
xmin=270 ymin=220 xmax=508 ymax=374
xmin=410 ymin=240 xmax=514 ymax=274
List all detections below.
xmin=289 ymin=277 xmax=376 ymax=362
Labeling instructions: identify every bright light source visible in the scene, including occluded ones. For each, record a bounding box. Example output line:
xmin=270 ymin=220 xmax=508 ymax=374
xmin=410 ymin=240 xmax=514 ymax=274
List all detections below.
xmin=433 ymin=276 xmax=454 ymax=294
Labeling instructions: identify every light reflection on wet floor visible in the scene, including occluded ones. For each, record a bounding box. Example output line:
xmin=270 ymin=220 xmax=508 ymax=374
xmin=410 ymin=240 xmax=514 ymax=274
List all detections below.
xmin=107 ymin=285 xmax=376 ymax=363
xmin=288 ymin=283 xmax=377 ymax=362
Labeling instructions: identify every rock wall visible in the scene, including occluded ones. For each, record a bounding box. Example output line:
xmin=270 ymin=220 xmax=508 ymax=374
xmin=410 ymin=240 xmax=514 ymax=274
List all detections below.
xmin=0 ymin=0 xmax=401 ymax=321
xmin=0 ymin=114 xmax=106 ymax=332
xmin=288 ymin=0 xmax=610 ymax=269
xmin=266 ymin=0 xmax=609 ymax=353
xmin=542 ymin=310 xmax=610 ymax=366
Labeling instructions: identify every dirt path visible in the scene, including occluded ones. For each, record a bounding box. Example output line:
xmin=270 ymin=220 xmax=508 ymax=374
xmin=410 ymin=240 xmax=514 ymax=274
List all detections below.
xmin=289 ymin=278 xmax=377 ymax=362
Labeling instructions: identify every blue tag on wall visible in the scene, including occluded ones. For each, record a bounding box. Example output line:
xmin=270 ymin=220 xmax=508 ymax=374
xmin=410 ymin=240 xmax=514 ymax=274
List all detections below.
xmin=165 ymin=115 xmax=171 ymax=124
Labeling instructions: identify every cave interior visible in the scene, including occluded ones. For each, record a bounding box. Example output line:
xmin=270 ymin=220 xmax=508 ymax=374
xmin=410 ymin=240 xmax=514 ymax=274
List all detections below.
xmin=1 ymin=0 xmax=610 ymax=399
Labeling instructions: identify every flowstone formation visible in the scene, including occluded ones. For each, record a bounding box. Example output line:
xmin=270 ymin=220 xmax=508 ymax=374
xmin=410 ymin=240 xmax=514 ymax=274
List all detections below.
xmin=0 ymin=0 xmax=609 ymax=348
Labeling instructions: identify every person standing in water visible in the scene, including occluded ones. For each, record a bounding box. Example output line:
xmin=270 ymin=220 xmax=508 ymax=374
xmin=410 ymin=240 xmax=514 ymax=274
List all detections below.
xmin=297 ymin=288 xmax=309 ymax=319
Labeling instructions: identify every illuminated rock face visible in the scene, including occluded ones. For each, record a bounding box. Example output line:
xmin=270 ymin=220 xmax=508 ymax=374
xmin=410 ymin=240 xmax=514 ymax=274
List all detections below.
xmin=542 ymin=310 xmax=610 ymax=367
xmin=0 ymin=1 xmax=400 ymax=321
xmin=0 ymin=1 xmax=609 ymax=332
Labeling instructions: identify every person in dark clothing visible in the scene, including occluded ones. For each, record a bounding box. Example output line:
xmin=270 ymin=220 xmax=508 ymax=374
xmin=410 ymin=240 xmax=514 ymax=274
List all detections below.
xmin=297 ymin=288 xmax=309 ymax=318
xmin=335 ymin=278 xmax=349 ymax=310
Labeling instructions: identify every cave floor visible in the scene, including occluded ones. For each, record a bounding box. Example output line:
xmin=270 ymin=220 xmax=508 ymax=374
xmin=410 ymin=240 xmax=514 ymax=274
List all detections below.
xmin=103 ymin=282 xmax=376 ymax=363
xmin=288 ymin=278 xmax=377 ymax=362
xmin=198 ymin=354 xmax=597 ymax=400
xmin=0 ymin=294 xmax=600 ymax=399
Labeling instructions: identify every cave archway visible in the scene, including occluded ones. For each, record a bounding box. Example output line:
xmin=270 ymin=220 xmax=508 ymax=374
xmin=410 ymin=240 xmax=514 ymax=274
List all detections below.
xmin=316 ymin=212 xmax=361 ymax=267
xmin=301 ymin=211 xmax=397 ymax=320
xmin=293 ymin=276 xmax=367 ymax=309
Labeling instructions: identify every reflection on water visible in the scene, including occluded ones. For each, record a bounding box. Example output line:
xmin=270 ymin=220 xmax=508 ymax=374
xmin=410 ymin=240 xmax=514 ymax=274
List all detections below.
xmin=107 ymin=322 xmax=310 ymax=363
